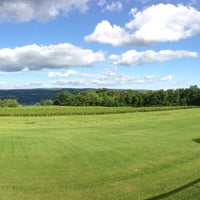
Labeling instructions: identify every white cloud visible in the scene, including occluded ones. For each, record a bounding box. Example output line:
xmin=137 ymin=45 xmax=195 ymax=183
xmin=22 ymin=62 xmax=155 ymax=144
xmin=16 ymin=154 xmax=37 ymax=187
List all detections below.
xmin=85 ymin=4 xmax=200 ymax=46
xmin=98 ymin=0 xmax=106 ymax=7
xmin=126 ymin=4 xmax=200 ymax=44
xmin=98 ymin=0 xmax=123 ymax=12
xmin=0 ymin=0 xmax=89 ymax=22
xmin=48 ymin=67 xmax=156 ymax=88
xmin=105 ymin=1 xmax=123 ymax=12
xmin=85 ymin=20 xmax=131 ymax=46
xmin=161 ymin=75 xmax=173 ymax=81
xmin=0 ymin=43 xmax=105 ymax=72
xmin=109 ymin=50 xmax=198 ymax=66
xmin=48 ymin=70 xmax=79 ymax=78
xmin=145 ymin=75 xmax=156 ymax=80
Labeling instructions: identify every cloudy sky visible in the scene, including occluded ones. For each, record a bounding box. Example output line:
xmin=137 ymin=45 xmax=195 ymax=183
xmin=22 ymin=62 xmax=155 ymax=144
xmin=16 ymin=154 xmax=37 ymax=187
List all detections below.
xmin=0 ymin=0 xmax=200 ymax=90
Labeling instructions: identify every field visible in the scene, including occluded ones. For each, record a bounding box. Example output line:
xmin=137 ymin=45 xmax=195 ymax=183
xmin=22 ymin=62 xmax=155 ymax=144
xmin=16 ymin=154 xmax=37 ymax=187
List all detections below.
xmin=0 ymin=107 xmax=200 ymax=199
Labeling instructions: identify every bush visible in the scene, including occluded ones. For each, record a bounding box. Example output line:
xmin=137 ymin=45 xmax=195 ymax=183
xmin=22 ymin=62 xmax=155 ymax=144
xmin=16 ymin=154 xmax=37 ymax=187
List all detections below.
xmin=0 ymin=99 xmax=19 ymax=107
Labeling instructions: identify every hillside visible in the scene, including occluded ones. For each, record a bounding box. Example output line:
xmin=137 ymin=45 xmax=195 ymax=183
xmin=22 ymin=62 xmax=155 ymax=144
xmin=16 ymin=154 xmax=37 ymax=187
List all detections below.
xmin=0 ymin=88 xmax=90 ymax=105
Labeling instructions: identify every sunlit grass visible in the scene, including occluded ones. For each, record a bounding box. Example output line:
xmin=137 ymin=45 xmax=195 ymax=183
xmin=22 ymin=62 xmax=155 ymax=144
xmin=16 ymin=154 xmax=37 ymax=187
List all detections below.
xmin=0 ymin=108 xmax=200 ymax=199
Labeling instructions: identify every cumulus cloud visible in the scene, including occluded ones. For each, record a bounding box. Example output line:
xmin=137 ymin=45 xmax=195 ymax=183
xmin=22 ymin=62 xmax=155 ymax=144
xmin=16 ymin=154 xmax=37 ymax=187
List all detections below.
xmin=85 ymin=20 xmax=131 ymax=46
xmin=85 ymin=3 xmax=200 ymax=46
xmin=0 ymin=0 xmax=89 ymax=22
xmin=0 ymin=43 xmax=105 ymax=72
xmin=109 ymin=50 xmax=198 ymax=66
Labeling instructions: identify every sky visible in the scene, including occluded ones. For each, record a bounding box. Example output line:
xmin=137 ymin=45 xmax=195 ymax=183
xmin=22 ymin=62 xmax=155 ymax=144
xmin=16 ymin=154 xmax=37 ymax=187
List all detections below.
xmin=0 ymin=0 xmax=200 ymax=90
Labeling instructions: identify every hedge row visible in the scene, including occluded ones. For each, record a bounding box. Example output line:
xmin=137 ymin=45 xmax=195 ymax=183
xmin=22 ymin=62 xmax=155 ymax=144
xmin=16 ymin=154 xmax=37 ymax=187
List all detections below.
xmin=0 ymin=106 xmax=197 ymax=117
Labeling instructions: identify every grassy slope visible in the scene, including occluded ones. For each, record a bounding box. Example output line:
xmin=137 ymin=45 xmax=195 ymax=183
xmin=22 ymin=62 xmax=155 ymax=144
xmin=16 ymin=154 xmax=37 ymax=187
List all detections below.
xmin=0 ymin=109 xmax=200 ymax=199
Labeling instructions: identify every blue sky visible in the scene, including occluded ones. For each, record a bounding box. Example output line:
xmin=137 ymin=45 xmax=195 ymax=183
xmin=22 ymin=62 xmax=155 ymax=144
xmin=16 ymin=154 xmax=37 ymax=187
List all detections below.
xmin=0 ymin=0 xmax=200 ymax=90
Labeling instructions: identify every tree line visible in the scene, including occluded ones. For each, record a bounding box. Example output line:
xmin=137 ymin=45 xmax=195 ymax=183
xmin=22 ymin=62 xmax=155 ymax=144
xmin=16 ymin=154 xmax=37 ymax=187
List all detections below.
xmin=1 ymin=85 xmax=200 ymax=107
xmin=52 ymin=85 xmax=200 ymax=107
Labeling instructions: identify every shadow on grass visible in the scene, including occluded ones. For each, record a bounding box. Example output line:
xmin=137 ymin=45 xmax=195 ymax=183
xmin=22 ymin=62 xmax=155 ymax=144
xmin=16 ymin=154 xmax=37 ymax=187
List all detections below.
xmin=146 ymin=177 xmax=200 ymax=200
xmin=193 ymin=138 xmax=200 ymax=144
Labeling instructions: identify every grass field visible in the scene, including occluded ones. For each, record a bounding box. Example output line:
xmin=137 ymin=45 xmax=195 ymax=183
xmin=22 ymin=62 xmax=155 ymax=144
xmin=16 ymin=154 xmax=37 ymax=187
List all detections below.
xmin=0 ymin=108 xmax=200 ymax=199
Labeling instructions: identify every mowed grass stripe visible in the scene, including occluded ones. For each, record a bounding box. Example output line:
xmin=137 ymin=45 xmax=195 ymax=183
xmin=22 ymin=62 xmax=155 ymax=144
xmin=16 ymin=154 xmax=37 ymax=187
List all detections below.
xmin=0 ymin=109 xmax=200 ymax=199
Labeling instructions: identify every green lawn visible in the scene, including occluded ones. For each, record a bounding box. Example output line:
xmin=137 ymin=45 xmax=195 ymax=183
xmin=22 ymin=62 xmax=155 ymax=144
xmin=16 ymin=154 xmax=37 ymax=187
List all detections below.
xmin=0 ymin=108 xmax=200 ymax=199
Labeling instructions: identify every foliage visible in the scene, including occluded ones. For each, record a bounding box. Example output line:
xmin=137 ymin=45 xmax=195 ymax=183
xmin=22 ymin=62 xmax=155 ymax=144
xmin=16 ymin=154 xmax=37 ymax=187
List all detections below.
xmin=0 ymin=98 xmax=19 ymax=107
xmin=53 ymin=85 xmax=200 ymax=107
xmin=35 ymin=99 xmax=53 ymax=106
xmin=0 ymin=109 xmax=200 ymax=199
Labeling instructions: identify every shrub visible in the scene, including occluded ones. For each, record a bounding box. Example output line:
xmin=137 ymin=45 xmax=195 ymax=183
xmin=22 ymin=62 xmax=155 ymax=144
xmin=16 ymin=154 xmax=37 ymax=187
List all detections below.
xmin=0 ymin=99 xmax=19 ymax=107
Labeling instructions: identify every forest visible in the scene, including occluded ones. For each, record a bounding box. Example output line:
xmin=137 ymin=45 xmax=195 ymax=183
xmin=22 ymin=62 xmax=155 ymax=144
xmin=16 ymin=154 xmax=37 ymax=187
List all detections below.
xmin=52 ymin=85 xmax=200 ymax=107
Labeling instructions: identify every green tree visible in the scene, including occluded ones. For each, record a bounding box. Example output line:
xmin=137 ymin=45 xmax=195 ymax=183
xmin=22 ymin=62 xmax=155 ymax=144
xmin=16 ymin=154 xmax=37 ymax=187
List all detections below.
xmin=54 ymin=91 xmax=74 ymax=106
xmin=186 ymin=85 xmax=200 ymax=105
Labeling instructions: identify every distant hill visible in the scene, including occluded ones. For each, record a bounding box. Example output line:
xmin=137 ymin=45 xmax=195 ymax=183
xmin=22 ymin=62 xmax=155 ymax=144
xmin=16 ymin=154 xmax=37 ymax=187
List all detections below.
xmin=0 ymin=88 xmax=90 ymax=105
